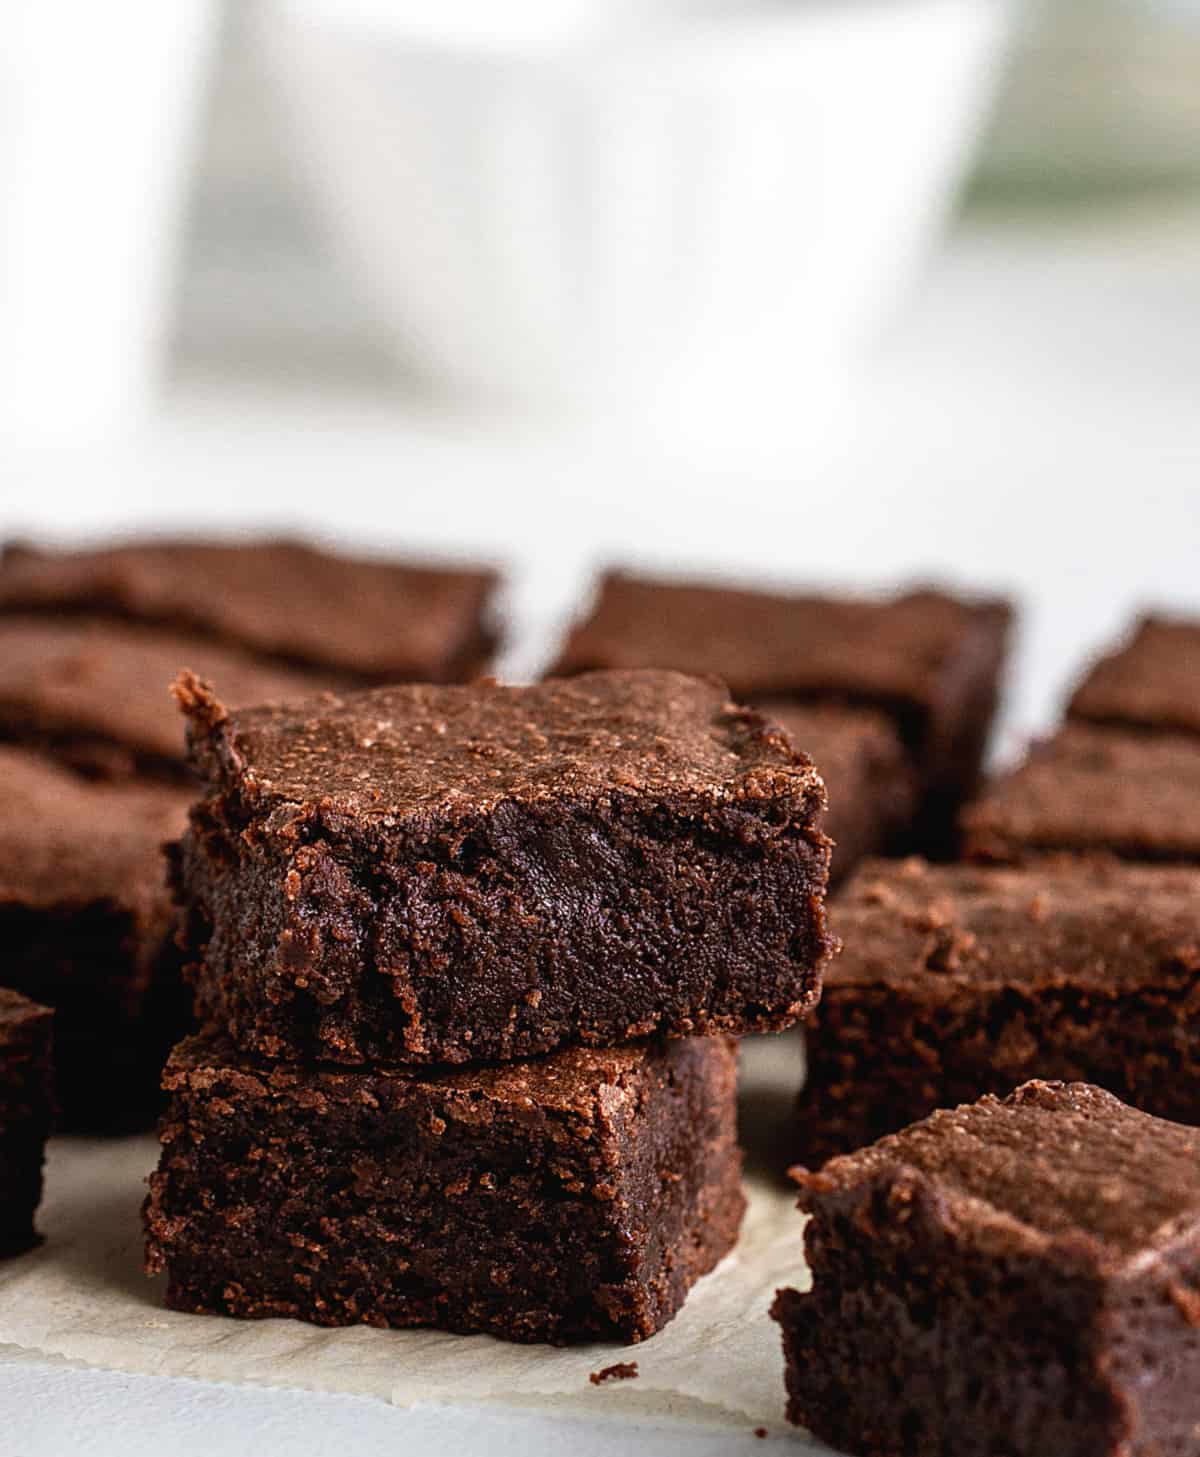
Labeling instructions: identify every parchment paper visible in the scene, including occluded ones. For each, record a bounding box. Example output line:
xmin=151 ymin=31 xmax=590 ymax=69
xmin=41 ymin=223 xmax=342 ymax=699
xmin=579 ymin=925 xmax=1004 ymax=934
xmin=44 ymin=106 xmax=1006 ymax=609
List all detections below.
xmin=0 ymin=1034 xmax=817 ymax=1438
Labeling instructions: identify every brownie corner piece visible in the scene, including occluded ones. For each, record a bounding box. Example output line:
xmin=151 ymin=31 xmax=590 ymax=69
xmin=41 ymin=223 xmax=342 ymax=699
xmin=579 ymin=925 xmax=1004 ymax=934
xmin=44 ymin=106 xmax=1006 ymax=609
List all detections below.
xmin=177 ymin=669 xmax=833 ymax=1065
xmin=145 ymin=1032 xmax=744 ymax=1345
xmin=0 ymin=987 xmax=54 ymax=1256
xmin=774 ymin=1080 xmax=1200 ymax=1457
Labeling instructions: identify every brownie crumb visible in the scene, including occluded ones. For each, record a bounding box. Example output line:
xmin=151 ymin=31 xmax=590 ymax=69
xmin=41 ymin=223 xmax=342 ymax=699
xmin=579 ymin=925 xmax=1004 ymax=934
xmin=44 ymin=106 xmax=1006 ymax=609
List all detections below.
xmin=590 ymin=1362 xmax=639 ymax=1385
xmin=754 ymin=1427 xmax=768 ymax=1439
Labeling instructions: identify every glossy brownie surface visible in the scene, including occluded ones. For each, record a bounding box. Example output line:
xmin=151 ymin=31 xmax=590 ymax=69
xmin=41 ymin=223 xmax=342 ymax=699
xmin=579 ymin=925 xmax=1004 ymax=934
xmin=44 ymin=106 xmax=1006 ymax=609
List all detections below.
xmin=775 ymin=1081 xmax=1200 ymax=1457
xmin=175 ymin=669 xmax=833 ymax=1065
xmin=0 ymin=538 xmax=499 ymax=683
xmin=0 ymin=988 xmax=54 ymax=1255
xmin=145 ymin=1032 xmax=744 ymax=1344
xmin=798 ymin=856 xmax=1200 ymax=1160
xmin=1069 ymin=614 xmax=1200 ymax=737
xmin=962 ymin=723 xmax=1200 ymax=863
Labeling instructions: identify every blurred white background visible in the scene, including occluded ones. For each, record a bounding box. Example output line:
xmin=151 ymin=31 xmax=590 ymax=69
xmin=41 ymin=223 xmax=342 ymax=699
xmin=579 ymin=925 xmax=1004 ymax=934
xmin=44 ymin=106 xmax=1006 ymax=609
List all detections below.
xmin=3 ymin=0 xmax=1198 ymax=753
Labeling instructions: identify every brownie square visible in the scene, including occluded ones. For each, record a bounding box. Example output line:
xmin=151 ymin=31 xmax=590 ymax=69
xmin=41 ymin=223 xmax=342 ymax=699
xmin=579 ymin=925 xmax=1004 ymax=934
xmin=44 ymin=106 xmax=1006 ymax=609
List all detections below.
xmin=797 ymin=856 xmax=1200 ymax=1164
xmin=174 ymin=668 xmax=833 ymax=1066
xmin=773 ymin=1080 xmax=1200 ymax=1457
xmin=0 ymin=747 xmax=192 ymax=1128
xmin=0 ymin=616 xmax=332 ymax=781
xmin=1069 ymin=613 xmax=1200 ymax=737
xmin=760 ymin=703 xmax=914 ymax=884
xmin=549 ymin=572 xmax=1012 ymax=849
xmin=145 ymin=1031 xmax=744 ymax=1345
xmin=0 ymin=538 xmax=500 ymax=684
xmin=962 ymin=723 xmax=1200 ymax=864
xmin=0 ymin=989 xmax=54 ymax=1256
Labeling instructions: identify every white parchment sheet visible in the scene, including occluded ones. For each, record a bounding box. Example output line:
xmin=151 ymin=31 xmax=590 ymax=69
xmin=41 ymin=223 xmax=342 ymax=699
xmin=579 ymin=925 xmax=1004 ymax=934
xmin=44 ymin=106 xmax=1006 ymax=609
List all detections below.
xmin=0 ymin=1035 xmax=823 ymax=1440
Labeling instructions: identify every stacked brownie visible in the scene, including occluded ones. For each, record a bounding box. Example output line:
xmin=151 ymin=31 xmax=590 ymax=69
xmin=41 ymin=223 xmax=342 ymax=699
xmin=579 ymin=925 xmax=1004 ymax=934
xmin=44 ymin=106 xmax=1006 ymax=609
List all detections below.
xmin=550 ymin=571 xmax=1012 ymax=875
xmin=147 ymin=668 xmax=835 ymax=1343
xmin=798 ymin=611 xmax=1200 ymax=1163
xmin=0 ymin=537 xmax=502 ymax=1129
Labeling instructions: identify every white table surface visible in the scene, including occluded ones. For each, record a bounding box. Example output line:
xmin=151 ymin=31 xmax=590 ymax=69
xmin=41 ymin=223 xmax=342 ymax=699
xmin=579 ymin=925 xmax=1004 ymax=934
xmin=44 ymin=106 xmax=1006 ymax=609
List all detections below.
xmin=2 ymin=197 xmax=1200 ymax=1454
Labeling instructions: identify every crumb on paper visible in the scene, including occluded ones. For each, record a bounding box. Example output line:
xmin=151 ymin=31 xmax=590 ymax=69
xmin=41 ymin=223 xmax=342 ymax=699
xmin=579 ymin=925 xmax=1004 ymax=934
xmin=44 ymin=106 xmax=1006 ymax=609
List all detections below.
xmin=589 ymin=1361 xmax=639 ymax=1385
xmin=754 ymin=1428 xmax=768 ymax=1439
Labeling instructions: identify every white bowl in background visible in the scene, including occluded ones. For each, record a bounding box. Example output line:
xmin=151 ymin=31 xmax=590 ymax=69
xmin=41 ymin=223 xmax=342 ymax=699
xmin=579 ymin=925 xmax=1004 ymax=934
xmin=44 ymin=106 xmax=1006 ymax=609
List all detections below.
xmin=0 ymin=1 xmax=217 ymax=444
xmin=257 ymin=0 xmax=1015 ymax=443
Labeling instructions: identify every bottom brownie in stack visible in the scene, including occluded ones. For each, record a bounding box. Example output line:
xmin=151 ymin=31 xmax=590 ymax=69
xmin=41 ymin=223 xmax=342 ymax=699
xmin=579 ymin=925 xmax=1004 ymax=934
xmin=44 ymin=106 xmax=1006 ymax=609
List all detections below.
xmin=145 ymin=1032 xmax=743 ymax=1344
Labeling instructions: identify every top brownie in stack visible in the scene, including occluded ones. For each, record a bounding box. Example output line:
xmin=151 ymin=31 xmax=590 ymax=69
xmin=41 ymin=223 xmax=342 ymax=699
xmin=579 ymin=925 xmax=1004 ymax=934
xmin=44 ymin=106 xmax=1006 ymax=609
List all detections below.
xmin=173 ymin=667 xmax=834 ymax=1066
xmin=0 ymin=537 xmax=501 ymax=684
xmin=549 ymin=572 xmax=1011 ymax=859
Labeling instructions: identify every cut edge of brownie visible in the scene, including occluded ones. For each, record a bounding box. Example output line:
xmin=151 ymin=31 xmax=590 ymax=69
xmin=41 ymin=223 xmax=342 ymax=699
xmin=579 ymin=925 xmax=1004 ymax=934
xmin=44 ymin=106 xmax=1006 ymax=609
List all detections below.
xmin=171 ymin=670 xmax=834 ymax=1065
xmin=145 ymin=1032 xmax=745 ymax=1345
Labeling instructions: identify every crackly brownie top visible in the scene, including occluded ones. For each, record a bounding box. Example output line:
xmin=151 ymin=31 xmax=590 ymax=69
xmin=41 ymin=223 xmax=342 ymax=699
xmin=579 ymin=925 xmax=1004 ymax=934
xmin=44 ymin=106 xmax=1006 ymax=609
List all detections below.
xmin=799 ymin=1080 xmax=1200 ymax=1267
xmin=0 ymin=746 xmax=189 ymax=909
xmin=826 ymin=855 xmax=1200 ymax=997
xmin=1069 ymin=614 xmax=1200 ymax=737
xmin=0 ymin=986 xmax=52 ymax=1034
xmin=177 ymin=668 xmax=826 ymax=823
xmin=167 ymin=1027 xmax=721 ymax=1123
xmin=0 ymin=538 xmax=499 ymax=681
xmin=962 ymin=724 xmax=1200 ymax=862
xmin=550 ymin=572 xmax=1011 ymax=712
xmin=0 ymin=616 xmax=331 ymax=766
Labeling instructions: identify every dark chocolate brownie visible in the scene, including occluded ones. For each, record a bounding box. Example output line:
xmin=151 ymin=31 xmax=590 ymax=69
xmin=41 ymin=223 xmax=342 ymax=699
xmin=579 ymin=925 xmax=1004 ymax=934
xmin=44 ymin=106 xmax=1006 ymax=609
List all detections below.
xmin=759 ymin=703 xmax=914 ymax=884
xmin=0 ymin=538 xmax=500 ymax=683
xmin=145 ymin=1031 xmax=744 ymax=1345
xmin=0 ymin=616 xmax=332 ymax=781
xmin=0 ymin=989 xmax=54 ymax=1256
xmin=962 ymin=723 xmax=1200 ymax=864
xmin=549 ymin=572 xmax=1012 ymax=849
xmin=0 ymin=747 xmax=191 ymax=1128
xmin=773 ymin=1080 xmax=1200 ymax=1457
xmin=174 ymin=668 xmax=833 ymax=1066
xmin=1069 ymin=613 xmax=1200 ymax=738
xmin=797 ymin=856 xmax=1200 ymax=1164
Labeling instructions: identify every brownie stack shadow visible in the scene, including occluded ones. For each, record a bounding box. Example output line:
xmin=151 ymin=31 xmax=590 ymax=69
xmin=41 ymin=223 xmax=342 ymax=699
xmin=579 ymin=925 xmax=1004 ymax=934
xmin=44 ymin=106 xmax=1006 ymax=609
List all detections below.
xmin=145 ymin=666 xmax=836 ymax=1344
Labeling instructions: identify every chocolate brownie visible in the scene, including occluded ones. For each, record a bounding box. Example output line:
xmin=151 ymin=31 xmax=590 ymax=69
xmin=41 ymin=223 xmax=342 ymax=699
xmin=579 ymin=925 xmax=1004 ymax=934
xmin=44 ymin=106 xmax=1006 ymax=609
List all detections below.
xmin=0 ymin=747 xmax=191 ymax=1128
xmin=174 ymin=668 xmax=833 ymax=1066
xmin=962 ymin=723 xmax=1200 ymax=864
xmin=759 ymin=703 xmax=914 ymax=884
xmin=145 ymin=1031 xmax=744 ymax=1345
xmin=0 ymin=989 xmax=53 ymax=1256
xmin=1069 ymin=613 xmax=1200 ymax=737
xmin=549 ymin=572 xmax=1011 ymax=849
xmin=0 ymin=538 xmax=500 ymax=683
xmin=0 ymin=616 xmax=332 ymax=781
xmin=797 ymin=856 xmax=1200 ymax=1163
xmin=773 ymin=1080 xmax=1200 ymax=1457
